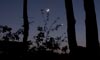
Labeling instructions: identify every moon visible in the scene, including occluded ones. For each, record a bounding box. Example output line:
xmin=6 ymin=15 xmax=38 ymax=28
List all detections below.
xmin=46 ymin=8 xmax=50 ymax=12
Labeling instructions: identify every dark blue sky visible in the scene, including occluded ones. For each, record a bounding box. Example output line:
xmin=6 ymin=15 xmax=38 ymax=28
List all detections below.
xmin=0 ymin=0 xmax=100 ymax=47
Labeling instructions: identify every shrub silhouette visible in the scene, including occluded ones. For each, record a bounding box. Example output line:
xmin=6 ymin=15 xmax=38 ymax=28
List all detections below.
xmin=0 ymin=25 xmax=23 ymax=41
xmin=30 ymin=9 xmax=68 ymax=55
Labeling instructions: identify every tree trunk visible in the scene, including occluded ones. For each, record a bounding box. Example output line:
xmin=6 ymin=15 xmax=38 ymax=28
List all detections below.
xmin=23 ymin=0 xmax=29 ymax=43
xmin=65 ymin=0 xmax=77 ymax=53
xmin=23 ymin=0 xmax=29 ymax=51
xmin=84 ymin=0 xmax=99 ymax=57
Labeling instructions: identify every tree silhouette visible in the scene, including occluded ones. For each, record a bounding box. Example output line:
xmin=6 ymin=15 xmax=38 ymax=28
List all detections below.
xmin=29 ymin=9 xmax=69 ymax=56
xmin=23 ymin=0 xmax=29 ymax=51
xmin=84 ymin=0 xmax=99 ymax=58
xmin=64 ymin=0 xmax=77 ymax=53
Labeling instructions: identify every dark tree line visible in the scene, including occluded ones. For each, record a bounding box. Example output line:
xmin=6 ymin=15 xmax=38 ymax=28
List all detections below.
xmin=0 ymin=0 xmax=100 ymax=59
xmin=14 ymin=0 xmax=100 ymax=59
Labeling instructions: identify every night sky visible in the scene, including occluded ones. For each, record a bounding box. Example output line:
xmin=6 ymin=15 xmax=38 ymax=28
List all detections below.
xmin=0 ymin=0 xmax=100 ymax=47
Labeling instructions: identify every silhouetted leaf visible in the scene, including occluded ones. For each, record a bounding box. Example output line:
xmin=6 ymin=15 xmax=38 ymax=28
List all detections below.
xmin=37 ymin=27 xmax=43 ymax=31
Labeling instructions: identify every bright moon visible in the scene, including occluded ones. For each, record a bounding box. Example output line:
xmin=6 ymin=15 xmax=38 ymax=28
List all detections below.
xmin=46 ymin=8 xmax=50 ymax=12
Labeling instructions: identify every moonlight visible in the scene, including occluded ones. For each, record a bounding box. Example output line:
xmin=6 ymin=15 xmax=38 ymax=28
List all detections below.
xmin=46 ymin=8 xmax=50 ymax=12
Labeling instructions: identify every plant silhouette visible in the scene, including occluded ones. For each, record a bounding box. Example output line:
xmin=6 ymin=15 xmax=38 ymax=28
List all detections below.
xmin=0 ymin=0 xmax=100 ymax=59
xmin=31 ymin=9 xmax=68 ymax=55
